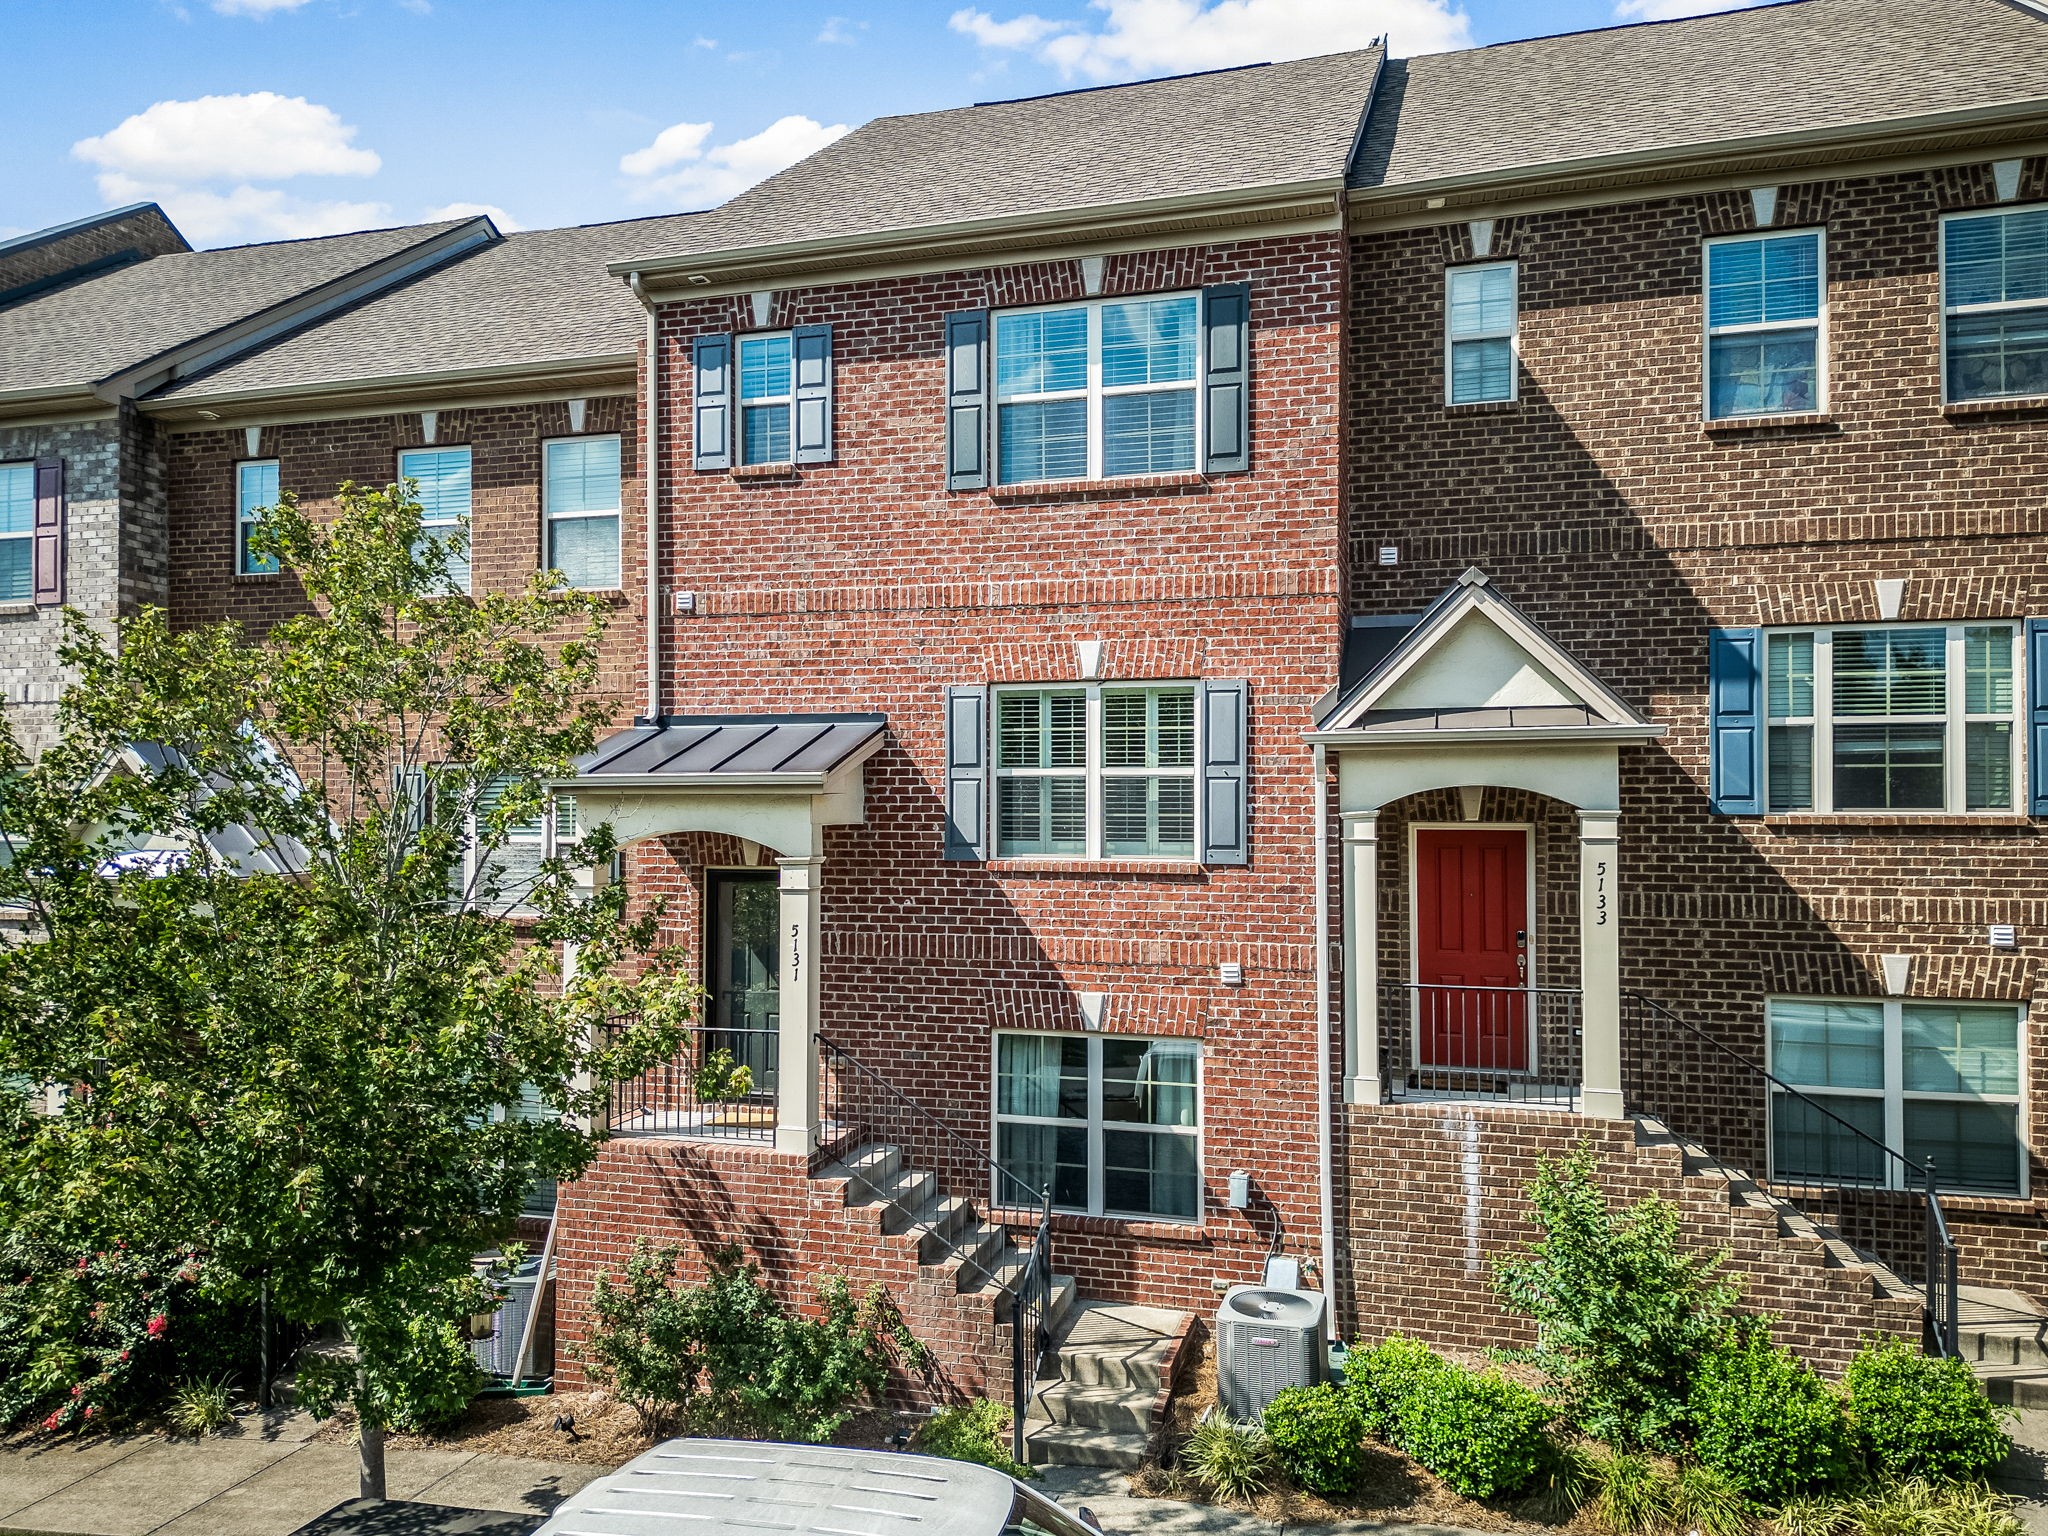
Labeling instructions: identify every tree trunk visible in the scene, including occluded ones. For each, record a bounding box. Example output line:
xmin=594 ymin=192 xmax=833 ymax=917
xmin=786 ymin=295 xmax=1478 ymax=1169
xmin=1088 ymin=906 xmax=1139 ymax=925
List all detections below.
xmin=356 ymin=1364 xmax=386 ymax=1501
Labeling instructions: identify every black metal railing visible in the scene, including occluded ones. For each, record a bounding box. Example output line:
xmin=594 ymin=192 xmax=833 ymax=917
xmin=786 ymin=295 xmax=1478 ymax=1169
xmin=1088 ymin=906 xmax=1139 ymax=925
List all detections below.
xmin=1623 ymin=992 xmax=1959 ymax=1357
xmin=1381 ymin=982 xmax=1582 ymax=1107
xmin=607 ymin=1021 xmax=779 ymax=1142
xmin=818 ymin=1036 xmax=1056 ymax=1442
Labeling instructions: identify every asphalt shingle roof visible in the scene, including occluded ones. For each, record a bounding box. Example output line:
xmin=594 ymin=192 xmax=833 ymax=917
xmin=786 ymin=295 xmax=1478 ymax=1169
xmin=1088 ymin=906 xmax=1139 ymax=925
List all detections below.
xmin=159 ymin=214 xmax=704 ymax=403
xmin=1352 ymin=0 xmax=2048 ymax=192
xmin=0 ymin=220 xmax=468 ymax=398
xmin=618 ymin=47 xmax=1384 ymax=266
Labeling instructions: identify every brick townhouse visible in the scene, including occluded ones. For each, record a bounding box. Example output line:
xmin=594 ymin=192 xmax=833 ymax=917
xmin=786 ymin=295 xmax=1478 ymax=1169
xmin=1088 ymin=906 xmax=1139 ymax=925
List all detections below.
xmin=8 ymin=0 xmax=2048 ymax=1460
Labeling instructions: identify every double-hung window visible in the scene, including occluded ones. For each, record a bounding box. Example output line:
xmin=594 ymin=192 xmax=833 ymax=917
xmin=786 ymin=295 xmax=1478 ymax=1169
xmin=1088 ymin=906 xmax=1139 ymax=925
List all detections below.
xmin=398 ymin=446 xmax=472 ymax=593
xmin=1765 ymin=622 xmax=2018 ymax=813
xmin=1944 ymin=206 xmax=2048 ymax=403
xmin=1768 ymin=998 xmax=2024 ymax=1195
xmin=1705 ymin=230 xmax=1824 ymax=419
xmin=543 ymin=435 xmax=621 ymax=591
xmin=994 ymin=294 xmax=1199 ymax=484
xmin=0 ymin=463 xmax=31 ymax=601
xmin=236 ymin=460 xmax=280 ymax=575
xmin=1445 ymin=262 xmax=1517 ymax=404
xmin=994 ymin=684 xmax=1197 ymax=859
xmin=994 ymin=1033 xmax=1201 ymax=1219
xmin=738 ymin=332 xmax=793 ymax=465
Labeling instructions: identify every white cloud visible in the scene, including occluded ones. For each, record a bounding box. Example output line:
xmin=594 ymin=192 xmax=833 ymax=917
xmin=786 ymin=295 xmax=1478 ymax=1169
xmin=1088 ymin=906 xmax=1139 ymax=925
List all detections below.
xmin=210 ymin=0 xmax=314 ymax=12
xmin=951 ymin=0 xmax=1470 ymax=78
xmin=1612 ymin=0 xmax=1774 ymax=17
xmin=620 ymin=115 xmax=850 ymax=207
xmin=74 ymin=93 xmax=380 ymax=184
xmin=422 ymin=201 xmax=521 ymax=231
xmin=817 ymin=15 xmax=866 ymax=43
xmin=74 ymin=93 xmax=386 ymax=246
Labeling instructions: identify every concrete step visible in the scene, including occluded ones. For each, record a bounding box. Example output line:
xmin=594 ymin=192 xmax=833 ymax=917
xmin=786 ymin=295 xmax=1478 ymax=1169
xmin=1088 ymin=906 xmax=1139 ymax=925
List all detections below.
xmin=825 ymin=1143 xmax=902 ymax=1204
xmin=1026 ymin=1381 xmax=1154 ymax=1434
xmin=906 ymin=1194 xmax=978 ymax=1261
xmin=933 ymin=1220 xmax=1010 ymax=1288
xmin=1963 ymin=1321 xmax=2048 ymax=1370
xmin=1021 ymin=1420 xmax=1150 ymax=1471
xmin=1052 ymin=1301 xmax=1183 ymax=1394
xmin=873 ymin=1167 xmax=938 ymax=1226
xmin=1974 ymin=1364 xmax=2048 ymax=1409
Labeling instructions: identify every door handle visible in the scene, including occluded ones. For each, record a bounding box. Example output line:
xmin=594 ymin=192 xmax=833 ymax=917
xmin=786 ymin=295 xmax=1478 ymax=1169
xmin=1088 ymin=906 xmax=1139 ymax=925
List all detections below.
xmin=1515 ymin=930 xmax=1527 ymax=980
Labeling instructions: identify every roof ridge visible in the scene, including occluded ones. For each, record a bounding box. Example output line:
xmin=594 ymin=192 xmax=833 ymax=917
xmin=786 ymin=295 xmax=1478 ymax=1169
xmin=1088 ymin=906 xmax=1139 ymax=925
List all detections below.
xmin=1412 ymin=0 xmax=1814 ymax=60
xmin=970 ymin=52 xmax=1371 ymax=109
xmin=179 ymin=216 xmax=471 ymax=259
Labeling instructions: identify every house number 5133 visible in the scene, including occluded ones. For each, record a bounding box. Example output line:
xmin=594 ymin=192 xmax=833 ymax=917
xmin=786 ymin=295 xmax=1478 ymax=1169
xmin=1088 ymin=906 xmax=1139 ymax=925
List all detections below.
xmin=1594 ymin=859 xmax=1610 ymax=928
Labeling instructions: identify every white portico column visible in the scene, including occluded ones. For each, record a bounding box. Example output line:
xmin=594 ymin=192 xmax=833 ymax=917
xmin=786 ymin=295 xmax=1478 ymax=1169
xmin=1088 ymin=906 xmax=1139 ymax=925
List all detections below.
xmin=1577 ymin=811 xmax=1625 ymax=1119
xmin=775 ymin=855 xmax=824 ymax=1154
xmin=1341 ymin=811 xmax=1384 ymax=1104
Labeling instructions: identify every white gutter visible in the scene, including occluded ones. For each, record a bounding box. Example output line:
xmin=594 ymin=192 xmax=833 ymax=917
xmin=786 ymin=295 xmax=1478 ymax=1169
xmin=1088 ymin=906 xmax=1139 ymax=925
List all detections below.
xmin=1312 ymin=739 xmax=1336 ymax=1335
xmin=629 ymin=273 xmax=662 ymax=722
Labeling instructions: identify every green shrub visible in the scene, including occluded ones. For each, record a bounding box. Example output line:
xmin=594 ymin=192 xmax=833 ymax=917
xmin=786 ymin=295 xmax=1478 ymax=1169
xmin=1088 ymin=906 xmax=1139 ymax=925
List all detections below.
xmin=691 ymin=1048 xmax=753 ymax=1104
xmin=1345 ymin=1334 xmax=1444 ymax=1442
xmin=166 ymin=1376 xmax=237 ymax=1438
xmin=1263 ymin=1383 xmax=1370 ymax=1496
xmin=914 ymin=1399 xmax=1034 ymax=1481
xmin=1494 ymin=1147 xmax=1739 ymax=1450
xmin=1394 ymin=1359 xmax=1551 ymax=1499
xmin=1179 ymin=1414 xmax=1278 ymax=1502
xmin=1690 ymin=1325 xmax=1858 ymax=1501
xmin=577 ymin=1239 xmax=701 ymax=1433
xmin=1589 ymin=1451 xmax=1677 ymax=1536
xmin=1672 ymin=1463 xmax=1751 ymax=1536
xmin=1791 ymin=1478 xmax=2024 ymax=1536
xmin=1846 ymin=1337 xmax=2011 ymax=1485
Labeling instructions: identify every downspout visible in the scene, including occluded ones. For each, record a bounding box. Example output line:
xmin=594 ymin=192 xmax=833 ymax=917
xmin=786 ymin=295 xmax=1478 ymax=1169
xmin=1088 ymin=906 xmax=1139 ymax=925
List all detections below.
xmin=628 ymin=272 xmax=662 ymax=722
xmin=1313 ymin=739 xmax=1336 ymax=1335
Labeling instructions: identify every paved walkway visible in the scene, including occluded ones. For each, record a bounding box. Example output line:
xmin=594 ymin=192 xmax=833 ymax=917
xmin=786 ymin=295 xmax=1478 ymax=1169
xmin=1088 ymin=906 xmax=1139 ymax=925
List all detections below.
xmin=0 ymin=1413 xmax=598 ymax=1536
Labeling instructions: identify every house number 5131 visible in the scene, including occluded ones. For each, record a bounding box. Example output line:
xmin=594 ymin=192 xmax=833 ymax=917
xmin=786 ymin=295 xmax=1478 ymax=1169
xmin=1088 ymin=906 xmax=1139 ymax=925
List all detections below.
xmin=1593 ymin=859 xmax=1609 ymax=928
xmin=789 ymin=923 xmax=802 ymax=981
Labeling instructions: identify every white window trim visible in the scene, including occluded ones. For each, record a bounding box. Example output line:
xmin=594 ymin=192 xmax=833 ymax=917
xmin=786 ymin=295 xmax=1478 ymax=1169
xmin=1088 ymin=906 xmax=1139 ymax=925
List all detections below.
xmin=991 ymin=680 xmax=1201 ymax=862
xmin=989 ymin=1029 xmax=1204 ymax=1223
xmin=236 ymin=458 xmax=280 ymax=576
xmin=1443 ymin=260 xmax=1519 ymax=406
xmin=1702 ymin=227 xmax=1830 ymax=421
xmin=541 ymin=433 xmax=623 ymax=592
xmin=992 ymin=292 xmax=1205 ymax=486
xmin=1940 ymin=202 xmax=2048 ymax=406
xmin=737 ymin=330 xmax=794 ymax=467
xmin=0 ymin=462 xmax=32 ymax=599
xmin=1765 ymin=996 xmax=2028 ymax=1198
xmin=1764 ymin=620 xmax=2022 ymax=815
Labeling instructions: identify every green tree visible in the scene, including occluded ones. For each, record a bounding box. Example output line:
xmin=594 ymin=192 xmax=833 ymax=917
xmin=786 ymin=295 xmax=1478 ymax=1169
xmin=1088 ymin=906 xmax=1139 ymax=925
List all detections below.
xmin=0 ymin=482 xmax=695 ymax=1495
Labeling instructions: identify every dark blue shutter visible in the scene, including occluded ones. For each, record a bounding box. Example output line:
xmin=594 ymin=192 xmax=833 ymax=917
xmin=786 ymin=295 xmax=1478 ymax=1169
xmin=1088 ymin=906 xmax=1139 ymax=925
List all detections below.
xmin=944 ymin=310 xmax=989 ymax=491
xmin=2028 ymin=620 xmax=2048 ymax=816
xmin=792 ymin=324 xmax=833 ymax=465
xmin=691 ymin=333 xmax=732 ymax=472
xmin=944 ymin=685 xmax=989 ymax=860
xmin=1201 ymin=679 xmax=1249 ymax=864
xmin=1708 ymin=628 xmax=1764 ymax=815
xmin=32 ymin=456 xmax=63 ymax=606
xmin=1201 ymin=283 xmax=1251 ymax=475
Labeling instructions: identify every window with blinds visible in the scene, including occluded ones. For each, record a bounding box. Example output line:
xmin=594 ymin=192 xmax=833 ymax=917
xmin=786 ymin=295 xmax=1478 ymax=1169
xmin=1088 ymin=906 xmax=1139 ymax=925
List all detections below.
xmin=236 ymin=459 xmax=280 ymax=576
xmin=1705 ymin=230 xmax=1824 ymax=419
xmin=1765 ymin=623 xmax=2017 ymax=813
xmin=738 ymin=333 xmax=793 ymax=465
xmin=993 ymin=683 xmax=1200 ymax=860
xmin=543 ymin=435 xmax=621 ymax=591
xmin=1445 ymin=262 xmax=1517 ymax=404
xmin=1944 ymin=206 xmax=2048 ymax=403
xmin=0 ymin=463 xmax=31 ymax=601
xmin=398 ymin=446 xmax=472 ymax=593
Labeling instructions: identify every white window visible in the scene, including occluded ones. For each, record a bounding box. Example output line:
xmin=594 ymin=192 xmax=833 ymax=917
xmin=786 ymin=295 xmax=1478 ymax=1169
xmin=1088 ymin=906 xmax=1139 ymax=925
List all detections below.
xmin=994 ymin=294 xmax=1200 ymax=485
xmin=1943 ymin=206 xmax=2048 ymax=404
xmin=543 ymin=435 xmax=621 ymax=591
xmin=1765 ymin=622 xmax=2019 ymax=814
xmin=0 ymin=463 xmax=31 ymax=602
xmin=237 ymin=459 xmax=280 ymax=575
xmin=1705 ymin=230 xmax=1825 ymax=419
xmin=1445 ymin=262 xmax=1517 ymax=404
xmin=994 ymin=683 xmax=1197 ymax=859
xmin=738 ymin=332 xmax=794 ymax=465
xmin=475 ymin=772 xmax=545 ymax=843
xmin=398 ymin=446 xmax=472 ymax=593
xmin=1768 ymin=998 xmax=2024 ymax=1196
xmin=994 ymin=1032 xmax=1201 ymax=1220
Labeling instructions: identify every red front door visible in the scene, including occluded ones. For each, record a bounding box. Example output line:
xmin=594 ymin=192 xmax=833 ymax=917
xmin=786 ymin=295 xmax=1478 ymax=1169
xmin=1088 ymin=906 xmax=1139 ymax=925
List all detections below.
xmin=1414 ymin=828 xmax=1530 ymax=1072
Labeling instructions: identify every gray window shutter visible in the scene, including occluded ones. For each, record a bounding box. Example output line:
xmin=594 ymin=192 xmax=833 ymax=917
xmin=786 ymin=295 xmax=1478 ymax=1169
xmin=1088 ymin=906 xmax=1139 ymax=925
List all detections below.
xmin=944 ymin=684 xmax=989 ymax=860
xmin=32 ymin=456 xmax=63 ymax=606
xmin=692 ymin=333 xmax=732 ymax=472
xmin=1201 ymin=283 xmax=1251 ymax=475
xmin=792 ymin=324 xmax=834 ymax=465
xmin=1708 ymin=628 xmax=1764 ymax=815
xmin=944 ymin=309 xmax=989 ymax=491
xmin=1201 ymin=679 xmax=1249 ymax=865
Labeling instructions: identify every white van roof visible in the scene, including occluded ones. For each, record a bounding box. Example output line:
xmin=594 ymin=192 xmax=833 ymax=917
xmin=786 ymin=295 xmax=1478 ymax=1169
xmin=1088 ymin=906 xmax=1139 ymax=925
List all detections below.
xmin=533 ymin=1439 xmax=1026 ymax=1536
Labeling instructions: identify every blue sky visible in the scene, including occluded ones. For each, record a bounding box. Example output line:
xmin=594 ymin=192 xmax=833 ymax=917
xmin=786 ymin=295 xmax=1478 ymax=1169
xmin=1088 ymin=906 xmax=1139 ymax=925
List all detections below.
xmin=2 ymin=0 xmax=1770 ymax=249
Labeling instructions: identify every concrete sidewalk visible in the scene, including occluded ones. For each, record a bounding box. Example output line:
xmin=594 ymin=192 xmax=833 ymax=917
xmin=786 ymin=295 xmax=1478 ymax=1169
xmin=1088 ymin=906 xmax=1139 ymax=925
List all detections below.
xmin=0 ymin=1413 xmax=598 ymax=1536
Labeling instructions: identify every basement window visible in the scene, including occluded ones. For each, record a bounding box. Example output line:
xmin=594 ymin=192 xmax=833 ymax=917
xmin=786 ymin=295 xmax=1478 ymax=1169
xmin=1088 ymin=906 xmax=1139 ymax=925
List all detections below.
xmin=993 ymin=1032 xmax=1201 ymax=1220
